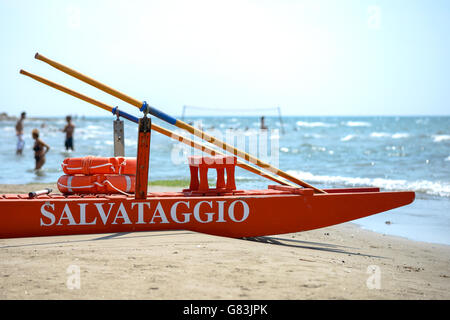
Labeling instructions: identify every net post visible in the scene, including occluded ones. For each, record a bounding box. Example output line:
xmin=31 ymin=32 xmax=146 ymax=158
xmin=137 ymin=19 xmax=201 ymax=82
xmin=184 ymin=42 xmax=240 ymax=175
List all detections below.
xmin=277 ymin=106 xmax=285 ymax=134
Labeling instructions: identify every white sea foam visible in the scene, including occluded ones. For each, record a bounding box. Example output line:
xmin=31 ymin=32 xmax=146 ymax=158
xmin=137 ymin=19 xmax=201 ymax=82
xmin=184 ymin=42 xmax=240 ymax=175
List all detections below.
xmin=415 ymin=118 xmax=429 ymax=125
xmin=287 ymin=170 xmax=450 ymax=198
xmin=270 ymin=134 xmax=280 ymax=140
xmin=445 ymin=156 xmax=450 ymax=162
xmin=341 ymin=134 xmax=355 ymax=142
xmin=303 ymin=133 xmax=323 ymax=139
xmin=296 ymin=121 xmax=335 ymax=128
xmin=370 ymin=132 xmax=409 ymax=139
xmin=1 ymin=127 xmax=14 ymax=132
xmin=124 ymin=139 xmax=136 ymax=146
xmin=311 ymin=146 xmax=326 ymax=152
xmin=432 ymin=135 xmax=450 ymax=142
xmin=80 ymin=133 xmax=108 ymax=140
xmin=370 ymin=132 xmax=390 ymax=138
xmin=86 ymin=125 xmax=104 ymax=130
xmin=392 ymin=133 xmax=409 ymax=139
xmin=344 ymin=121 xmax=371 ymax=127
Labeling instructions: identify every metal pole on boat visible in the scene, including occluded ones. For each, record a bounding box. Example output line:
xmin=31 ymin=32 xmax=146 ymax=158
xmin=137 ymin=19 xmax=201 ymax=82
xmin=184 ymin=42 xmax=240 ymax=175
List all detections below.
xmin=19 ymin=69 xmax=297 ymax=187
xmin=135 ymin=110 xmax=151 ymax=200
xmin=33 ymin=53 xmax=326 ymax=194
xmin=113 ymin=108 xmax=125 ymax=157
xmin=28 ymin=188 xmax=52 ymax=198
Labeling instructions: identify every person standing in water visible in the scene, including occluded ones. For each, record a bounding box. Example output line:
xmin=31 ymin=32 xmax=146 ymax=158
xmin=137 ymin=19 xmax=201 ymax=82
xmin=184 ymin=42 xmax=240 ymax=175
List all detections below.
xmin=31 ymin=128 xmax=50 ymax=170
xmin=62 ymin=115 xmax=75 ymax=151
xmin=15 ymin=112 xmax=26 ymax=155
xmin=260 ymin=116 xmax=268 ymax=130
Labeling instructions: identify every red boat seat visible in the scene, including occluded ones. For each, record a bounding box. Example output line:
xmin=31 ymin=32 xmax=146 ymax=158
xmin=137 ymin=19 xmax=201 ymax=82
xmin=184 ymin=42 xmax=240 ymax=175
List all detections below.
xmin=185 ymin=155 xmax=237 ymax=195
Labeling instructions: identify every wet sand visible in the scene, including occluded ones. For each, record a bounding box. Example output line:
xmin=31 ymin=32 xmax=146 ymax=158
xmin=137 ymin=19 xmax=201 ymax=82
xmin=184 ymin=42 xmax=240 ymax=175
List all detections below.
xmin=0 ymin=184 xmax=449 ymax=299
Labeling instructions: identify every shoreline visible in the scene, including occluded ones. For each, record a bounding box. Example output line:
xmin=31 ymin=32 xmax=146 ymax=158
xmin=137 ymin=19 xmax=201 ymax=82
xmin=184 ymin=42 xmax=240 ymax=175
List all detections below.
xmin=0 ymin=183 xmax=449 ymax=299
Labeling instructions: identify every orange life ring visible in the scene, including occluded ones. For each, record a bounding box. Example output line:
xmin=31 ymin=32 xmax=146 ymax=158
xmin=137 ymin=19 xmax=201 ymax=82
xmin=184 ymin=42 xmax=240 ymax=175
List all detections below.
xmin=57 ymin=174 xmax=135 ymax=194
xmin=61 ymin=156 xmax=136 ymax=175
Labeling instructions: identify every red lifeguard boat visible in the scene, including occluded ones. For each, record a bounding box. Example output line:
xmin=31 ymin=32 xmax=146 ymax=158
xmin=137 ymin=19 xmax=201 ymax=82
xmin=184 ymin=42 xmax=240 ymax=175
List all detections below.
xmin=0 ymin=53 xmax=415 ymax=240
xmin=0 ymin=153 xmax=414 ymax=239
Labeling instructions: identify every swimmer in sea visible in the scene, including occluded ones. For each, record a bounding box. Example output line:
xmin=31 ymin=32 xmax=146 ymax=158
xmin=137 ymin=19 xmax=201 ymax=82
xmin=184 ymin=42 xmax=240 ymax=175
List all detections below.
xmin=62 ymin=115 xmax=75 ymax=151
xmin=31 ymin=128 xmax=50 ymax=170
xmin=15 ymin=112 xmax=26 ymax=155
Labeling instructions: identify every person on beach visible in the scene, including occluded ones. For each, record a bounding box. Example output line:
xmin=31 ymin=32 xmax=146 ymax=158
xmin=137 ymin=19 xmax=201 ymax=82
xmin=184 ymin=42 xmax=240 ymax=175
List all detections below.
xmin=62 ymin=115 xmax=75 ymax=151
xmin=260 ymin=116 xmax=268 ymax=130
xmin=31 ymin=128 xmax=50 ymax=170
xmin=15 ymin=112 xmax=26 ymax=155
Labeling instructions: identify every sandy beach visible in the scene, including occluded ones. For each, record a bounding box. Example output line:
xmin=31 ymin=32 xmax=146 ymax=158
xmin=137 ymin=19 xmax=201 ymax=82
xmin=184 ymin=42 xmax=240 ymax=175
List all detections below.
xmin=0 ymin=183 xmax=449 ymax=300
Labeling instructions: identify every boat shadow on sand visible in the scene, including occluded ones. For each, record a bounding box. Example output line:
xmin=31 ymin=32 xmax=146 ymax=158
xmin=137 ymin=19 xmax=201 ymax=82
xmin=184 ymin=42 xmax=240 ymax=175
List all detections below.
xmin=0 ymin=231 xmax=386 ymax=258
xmin=0 ymin=231 xmax=191 ymax=249
xmin=241 ymin=236 xmax=386 ymax=259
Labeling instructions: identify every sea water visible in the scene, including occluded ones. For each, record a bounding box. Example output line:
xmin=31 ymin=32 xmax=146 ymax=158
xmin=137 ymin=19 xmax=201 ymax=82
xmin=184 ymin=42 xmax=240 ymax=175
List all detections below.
xmin=0 ymin=115 xmax=449 ymax=245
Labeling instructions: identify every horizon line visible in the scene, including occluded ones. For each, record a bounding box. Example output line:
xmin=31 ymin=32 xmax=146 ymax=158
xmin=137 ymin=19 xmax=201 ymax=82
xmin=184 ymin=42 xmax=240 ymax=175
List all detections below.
xmin=1 ymin=114 xmax=449 ymax=119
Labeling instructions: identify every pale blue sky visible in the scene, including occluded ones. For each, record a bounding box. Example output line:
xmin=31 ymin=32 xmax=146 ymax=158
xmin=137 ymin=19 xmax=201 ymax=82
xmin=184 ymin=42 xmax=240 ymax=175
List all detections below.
xmin=1 ymin=0 xmax=449 ymax=117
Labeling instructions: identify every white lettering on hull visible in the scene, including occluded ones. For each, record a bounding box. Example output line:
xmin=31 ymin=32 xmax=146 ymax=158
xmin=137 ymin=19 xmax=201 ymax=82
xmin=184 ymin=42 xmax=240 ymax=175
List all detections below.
xmin=39 ymin=200 xmax=250 ymax=227
xmin=40 ymin=202 xmax=55 ymax=226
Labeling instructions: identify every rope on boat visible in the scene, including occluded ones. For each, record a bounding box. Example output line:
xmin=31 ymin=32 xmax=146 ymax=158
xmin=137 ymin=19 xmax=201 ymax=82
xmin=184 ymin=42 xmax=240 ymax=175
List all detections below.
xmin=61 ymin=162 xmax=116 ymax=173
xmin=57 ymin=175 xmax=133 ymax=197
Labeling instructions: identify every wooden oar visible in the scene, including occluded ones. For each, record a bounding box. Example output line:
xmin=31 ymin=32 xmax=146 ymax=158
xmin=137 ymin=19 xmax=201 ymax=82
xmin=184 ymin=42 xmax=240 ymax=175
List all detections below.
xmin=34 ymin=53 xmax=325 ymax=193
xmin=20 ymin=69 xmax=296 ymax=187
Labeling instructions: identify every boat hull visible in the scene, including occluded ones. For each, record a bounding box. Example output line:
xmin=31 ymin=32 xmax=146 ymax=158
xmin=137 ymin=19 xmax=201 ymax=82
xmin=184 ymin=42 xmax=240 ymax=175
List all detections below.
xmin=0 ymin=188 xmax=415 ymax=239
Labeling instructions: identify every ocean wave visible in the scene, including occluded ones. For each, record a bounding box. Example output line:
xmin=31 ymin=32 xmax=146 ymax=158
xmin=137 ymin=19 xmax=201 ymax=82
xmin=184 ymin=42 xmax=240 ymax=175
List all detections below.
xmin=80 ymin=133 xmax=108 ymax=140
xmin=303 ymin=133 xmax=323 ymax=139
xmin=286 ymin=170 xmax=450 ymax=198
xmin=445 ymin=156 xmax=450 ymax=162
xmin=340 ymin=134 xmax=355 ymax=142
xmin=344 ymin=121 xmax=371 ymax=127
xmin=392 ymin=133 xmax=409 ymax=139
xmin=415 ymin=118 xmax=429 ymax=125
xmin=370 ymin=132 xmax=390 ymax=138
xmin=370 ymin=132 xmax=409 ymax=139
xmin=432 ymin=135 xmax=450 ymax=142
xmin=0 ymin=127 xmax=14 ymax=132
xmin=311 ymin=146 xmax=327 ymax=152
xmin=124 ymin=139 xmax=136 ymax=145
xmin=85 ymin=125 xmax=104 ymax=130
xmin=296 ymin=121 xmax=335 ymax=128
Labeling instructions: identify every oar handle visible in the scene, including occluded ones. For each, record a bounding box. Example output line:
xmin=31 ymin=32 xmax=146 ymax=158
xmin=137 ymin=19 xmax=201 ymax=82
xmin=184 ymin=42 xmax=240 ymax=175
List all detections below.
xmin=34 ymin=54 xmax=177 ymax=124
xmin=20 ymin=69 xmax=111 ymax=113
xmin=35 ymin=53 xmax=142 ymax=108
